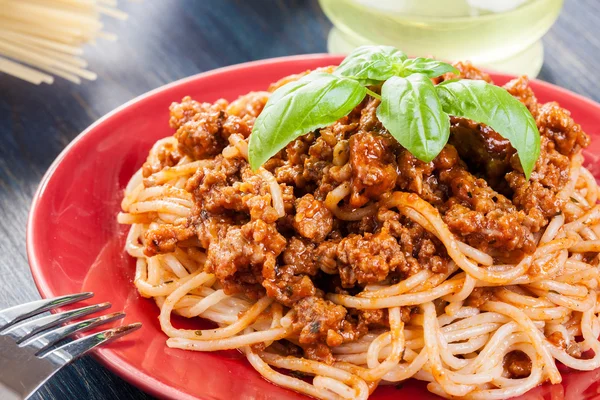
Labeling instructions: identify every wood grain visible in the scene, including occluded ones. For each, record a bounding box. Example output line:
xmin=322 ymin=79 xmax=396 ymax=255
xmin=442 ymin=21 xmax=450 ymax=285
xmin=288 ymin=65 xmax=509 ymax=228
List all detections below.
xmin=0 ymin=0 xmax=597 ymax=398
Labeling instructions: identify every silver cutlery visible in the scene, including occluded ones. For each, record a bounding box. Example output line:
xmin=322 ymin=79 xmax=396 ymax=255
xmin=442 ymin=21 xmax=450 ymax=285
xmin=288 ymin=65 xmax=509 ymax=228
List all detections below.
xmin=0 ymin=292 xmax=141 ymax=400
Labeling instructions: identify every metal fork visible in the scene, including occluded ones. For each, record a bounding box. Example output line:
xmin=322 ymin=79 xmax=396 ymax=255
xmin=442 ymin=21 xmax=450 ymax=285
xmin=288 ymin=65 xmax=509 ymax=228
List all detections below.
xmin=0 ymin=292 xmax=141 ymax=400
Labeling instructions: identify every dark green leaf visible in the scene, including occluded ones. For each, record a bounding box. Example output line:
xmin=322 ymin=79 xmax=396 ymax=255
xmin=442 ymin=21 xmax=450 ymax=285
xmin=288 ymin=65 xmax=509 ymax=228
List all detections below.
xmin=377 ymin=74 xmax=450 ymax=162
xmin=436 ymin=80 xmax=540 ymax=179
xmin=248 ymin=72 xmax=366 ymax=170
xmin=400 ymin=57 xmax=459 ymax=78
xmin=334 ymin=45 xmax=407 ymax=84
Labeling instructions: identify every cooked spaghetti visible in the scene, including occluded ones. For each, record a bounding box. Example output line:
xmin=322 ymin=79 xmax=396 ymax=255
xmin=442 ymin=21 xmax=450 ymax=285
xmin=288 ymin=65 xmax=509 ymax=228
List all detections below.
xmin=118 ymin=63 xmax=600 ymax=399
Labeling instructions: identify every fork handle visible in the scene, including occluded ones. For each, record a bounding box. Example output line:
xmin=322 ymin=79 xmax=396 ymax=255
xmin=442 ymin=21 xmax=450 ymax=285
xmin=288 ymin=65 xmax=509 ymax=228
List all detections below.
xmin=0 ymin=335 xmax=61 ymax=400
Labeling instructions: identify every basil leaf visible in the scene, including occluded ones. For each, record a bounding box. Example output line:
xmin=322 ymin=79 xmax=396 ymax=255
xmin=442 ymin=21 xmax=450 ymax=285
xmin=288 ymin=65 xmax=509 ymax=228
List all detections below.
xmin=401 ymin=57 xmax=459 ymax=78
xmin=436 ymin=80 xmax=540 ymax=179
xmin=334 ymin=45 xmax=407 ymax=84
xmin=377 ymin=74 xmax=450 ymax=163
xmin=248 ymin=72 xmax=366 ymax=170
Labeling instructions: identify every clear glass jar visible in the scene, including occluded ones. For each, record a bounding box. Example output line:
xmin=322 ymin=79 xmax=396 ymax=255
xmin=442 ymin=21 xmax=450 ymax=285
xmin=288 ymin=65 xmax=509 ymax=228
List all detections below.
xmin=320 ymin=0 xmax=564 ymax=77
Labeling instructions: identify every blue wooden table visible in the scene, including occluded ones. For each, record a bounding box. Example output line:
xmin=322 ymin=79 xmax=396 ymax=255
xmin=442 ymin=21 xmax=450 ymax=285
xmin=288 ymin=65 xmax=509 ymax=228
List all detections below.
xmin=0 ymin=0 xmax=598 ymax=398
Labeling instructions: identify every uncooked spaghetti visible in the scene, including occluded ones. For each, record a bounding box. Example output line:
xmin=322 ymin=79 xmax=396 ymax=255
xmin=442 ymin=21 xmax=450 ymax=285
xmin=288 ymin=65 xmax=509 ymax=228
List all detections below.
xmin=0 ymin=0 xmax=128 ymax=85
xmin=118 ymin=63 xmax=600 ymax=399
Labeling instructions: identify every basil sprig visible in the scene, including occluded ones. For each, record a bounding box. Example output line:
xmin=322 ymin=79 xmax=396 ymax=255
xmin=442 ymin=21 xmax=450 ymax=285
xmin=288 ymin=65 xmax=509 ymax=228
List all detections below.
xmin=436 ymin=80 xmax=540 ymax=178
xmin=400 ymin=57 xmax=460 ymax=78
xmin=377 ymin=75 xmax=449 ymax=163
xmin=248 ymin=45 xmax=541 ymax=179
xmin=334 ymin=45 xmax=407 ymax=84
xmin=248 ymin=72 xmax=366 ymax=169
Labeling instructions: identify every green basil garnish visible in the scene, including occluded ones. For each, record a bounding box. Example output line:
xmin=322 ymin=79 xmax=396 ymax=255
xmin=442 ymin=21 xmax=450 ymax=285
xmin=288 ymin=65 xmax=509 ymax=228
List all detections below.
xmin=248 ymin=45 xmax=541 ymax=179
xmin=334 ymin=45 xmax=407 ymax=84
xmin=436 ymin=80 xmax=540 ymax=178
xmin=400 ymin=57 xmax=459 ymax=78
xmin=377 ymin=74 xmax=449 ymax=163
xmin=248 ymin=72 xmax=366 ymax=170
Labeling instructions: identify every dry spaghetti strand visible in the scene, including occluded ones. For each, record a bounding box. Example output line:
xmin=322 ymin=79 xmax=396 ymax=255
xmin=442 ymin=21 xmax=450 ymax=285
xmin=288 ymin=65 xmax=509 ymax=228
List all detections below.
xmin=0 ymin=0 xmax=128 ymax=84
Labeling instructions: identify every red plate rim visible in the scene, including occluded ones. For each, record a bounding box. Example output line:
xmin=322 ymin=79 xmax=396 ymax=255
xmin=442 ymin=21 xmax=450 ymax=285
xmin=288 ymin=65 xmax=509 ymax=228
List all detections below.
xmin=25 ymin=53 xmax=600 ymax=400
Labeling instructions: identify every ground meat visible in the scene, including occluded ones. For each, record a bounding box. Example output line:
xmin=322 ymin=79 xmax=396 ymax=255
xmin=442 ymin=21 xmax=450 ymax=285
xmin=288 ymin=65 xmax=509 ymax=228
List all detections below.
xmin=449 ymin=117 xmax=514 ymax=188
xmin=263 ymin=266 xmax=316 ymax=306
xmin=395 ymin=147 xmax=458 ymax=206
xmin=465 ymin=287 xmax=495 ymax=308
xmin=275 ymin=108 xmax=363 ymax=202
xmin=336 ymin=229 xmax=405 ymax=287
xmin=349 ymin=131 xmax=398 ymax=207
xmin=358 ymin=97 xmax=384 ymax=133
xmin=504 ymin=351 xmax=532 ymax=378
xmin=293 ymin=194 xmax=333 ymax=242
xmin=358 ymin=309 xmax=389 ymax=328
xmin=289 ymin=134 xmax=314 ymax=165
xmin=226 ymin=91 xmax=269 ymax=119
xmin=281 ymin=237 xmax=318 ymax=276
xmin=186 ymin=156 xmax=280 ymax=223
xmin=314 ymin=240 xmax=338 ymax=273
xmin=272 ymin=134 xmax=315 ymax=190
xmin=443 ymin=203 xmax=534 ymax=255
xmin=275 ymin=163 xmax=305 ymax=189
xmin=536 ymin=101 xmax=589 ymax=156
xmin=302 ymin=135 xmax=338 ymax=197
xmin=186 ymin=156 xmax=244 ymax=213
xmin=222 ymin=115 xmax=253 ymax=139
xmin=507 ymin=137 xmax=570 ymax=230
xmin=291 ymin=296 xmax=364 ymax=363
xmin=547 ymin=331 xmax=566 ymax=349
xmin=170 ymin=96 xmax=255 ymax=160
xmin=268 ymin=341 xmax=303 ymax=357
xmin=144 ymin=224 xmax=195 ymax=256
xmin=170 ymin=98 xmax=228 ymax=160
xmin=395 ymin=150 xmax=439 ymax=204
xmin=142 ymin=140 xmax=183 ymax=178
xmin=345 ymin=215 xmax=377 ymax=235
xmin=292 ymin=297 xmax=346 ymax=343
xmin=263 ymin=238 xmax=321 ymax=306
xmin=441 ymin=166 xmax=536 ymax=254
xmin=321 ymin=117 xmax=359 ymax=144
xmin=378 ymin=209 xmax=448 ymax=274
xmin=204 ymin=219 xmax=286 ymax=298
xmin=303 ymin=343 xmax=335 ymax=364
xmin=503 ymin=76 xmax=539 ymax=117
xmin=435 ymin=80 xmax=578 ymax=235
xmin=436 ymin=60 xmax=493 ymax=83
xmin=356 ymin=307 xmax=412 ymax=330
xmin=566 ymin=342 xmax=582 ymax=358
xmin=303 ymin=159 xmax=330 ymax=192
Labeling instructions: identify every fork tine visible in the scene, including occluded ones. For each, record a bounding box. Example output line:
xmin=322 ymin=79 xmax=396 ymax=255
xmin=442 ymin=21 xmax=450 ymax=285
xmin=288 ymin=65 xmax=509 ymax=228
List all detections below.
xmin=0 ymin=292 xmax=93 ymax=332
xmin=3 ymin=302 xmax=111 ymax=343
xmin=30 ymin=312 xmax=126 ymax=354
xmin=42 ymin=322 xmax=142 ymax=362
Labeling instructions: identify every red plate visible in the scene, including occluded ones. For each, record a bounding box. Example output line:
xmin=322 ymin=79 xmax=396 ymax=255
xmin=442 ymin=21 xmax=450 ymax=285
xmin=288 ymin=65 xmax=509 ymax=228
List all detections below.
xmin=27 ymin=55 xmax=600 ymax=400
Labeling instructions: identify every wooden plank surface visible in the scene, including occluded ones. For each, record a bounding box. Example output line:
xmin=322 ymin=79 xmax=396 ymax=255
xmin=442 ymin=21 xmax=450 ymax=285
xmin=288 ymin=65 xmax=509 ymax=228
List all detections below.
xmin=0 ymin=0 xmax=597 ymax=398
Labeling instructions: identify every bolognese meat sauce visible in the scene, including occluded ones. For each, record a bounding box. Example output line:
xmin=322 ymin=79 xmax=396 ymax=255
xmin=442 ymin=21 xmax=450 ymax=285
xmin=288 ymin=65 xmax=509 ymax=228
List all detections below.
xmin=141 ymin=61 xmax=590 ymax=367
